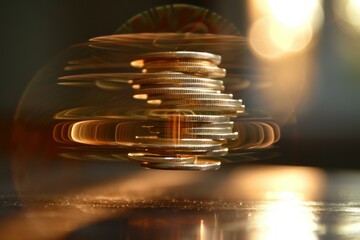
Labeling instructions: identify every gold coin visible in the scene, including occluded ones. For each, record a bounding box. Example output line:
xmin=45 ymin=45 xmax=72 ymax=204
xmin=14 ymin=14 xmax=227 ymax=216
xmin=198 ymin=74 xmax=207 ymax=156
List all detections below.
xmin=133 ymin=82 xmax=224 ymax=91
xmin=146 ymin=93 xmax=233 ymax=101
xmin=161 ymin=98 xmax=243 ymax=106
xmin=132 ymin=76 xmax=224 ymax=86
xmin=133 ymin=87 xmax=219 ymax=96
xmin=148 ymin=121 xmax=234 ymax=129
xmin=140 ymin=159 xmax=221 ymax=170
xmin=140 ymin=59 xmax=217 ymax=69
xmin=148 ymin=114 xmax=230 ymax=123
xmin=164 ymin=104 xmax=244 ymax=114
xmin=132 ymin=51 xmax=222 ymax=66
xmin=128 ymin=152 xmax=195 ymax=164
xmin=144 ymin=65 xmax=226 ymax=78
xmin=175 ymin=132 xmax=238 ymax=140
xmin=150 ymin=127 xmax=233 ymax=134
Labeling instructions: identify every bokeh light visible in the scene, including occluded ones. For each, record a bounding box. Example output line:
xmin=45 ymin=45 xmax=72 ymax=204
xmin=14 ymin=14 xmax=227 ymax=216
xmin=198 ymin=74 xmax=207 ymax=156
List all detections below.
xmin=345 ymin=0 xmax=360 ymax=27
xmin=334 ymin=0 xmax=360 ymax=34
xmin=249 ymin=0 xmax=323 ymax=59
xmin=268 ymin=0 xmax=320 ymax=28
xmin=255 ymin=195 xmax=319 ymax=240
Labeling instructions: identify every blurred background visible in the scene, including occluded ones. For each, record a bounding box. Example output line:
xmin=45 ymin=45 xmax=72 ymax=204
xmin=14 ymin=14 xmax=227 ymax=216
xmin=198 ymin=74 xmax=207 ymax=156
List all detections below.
xmin=1 ymin=0 xmax=360 ymax=167
xmin=1 ymin=1 xmax=360 ymax=239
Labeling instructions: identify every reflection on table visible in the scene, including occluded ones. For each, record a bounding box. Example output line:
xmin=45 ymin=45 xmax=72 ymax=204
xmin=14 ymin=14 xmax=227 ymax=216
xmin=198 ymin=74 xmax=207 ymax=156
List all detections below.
xmin=1 ymin=161 xmax=360 ymax=239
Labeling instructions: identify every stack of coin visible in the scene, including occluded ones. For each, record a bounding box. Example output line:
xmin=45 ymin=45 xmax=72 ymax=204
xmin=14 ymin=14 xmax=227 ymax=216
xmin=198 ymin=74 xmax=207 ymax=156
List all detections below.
xmin=56 ymin=49 xmax=281 ymax=170
xmin=127 ymin=51 xmax=245 ymax=170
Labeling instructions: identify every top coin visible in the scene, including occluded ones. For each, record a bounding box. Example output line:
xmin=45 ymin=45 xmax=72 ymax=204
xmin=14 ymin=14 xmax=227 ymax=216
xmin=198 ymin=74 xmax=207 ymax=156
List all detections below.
xmin=131 ymin=51 xmax=222 ymax=67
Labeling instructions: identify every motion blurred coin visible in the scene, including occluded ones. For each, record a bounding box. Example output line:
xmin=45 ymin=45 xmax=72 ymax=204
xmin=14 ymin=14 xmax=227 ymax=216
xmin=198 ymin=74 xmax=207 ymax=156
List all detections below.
xmin=146 ymin=93 xmax=233 ymax=102
xmin=141 ymin=60 xmax=217 ymax=69
xmin=178 ymin=132 xmax=238 ymax=140
xmin=133 ymin=82 xmax=224 ymax=91
xmin=150 ymin=127 xmax=233 ymax=134
xmin=148 ymin=114 xmax=230 ymax=123
xmin=133 ymin=87 xmax=219 ymax=96
xmin=141 ymin=159 xmax=221 ymax=170
xmin=132 ymin=76 xmax=224 ymax=85
xmin=160 ymin=98 xmax=243 ymax=106
xmin=143 ymin=65 xmax=226 ymax=78
xmin=150 ymin=121 xmax=235 ymax=129
xmin=131 ymin=51 xmax=222 ymax=67
xmin=128 ymin=152 xmax=195 ymax=164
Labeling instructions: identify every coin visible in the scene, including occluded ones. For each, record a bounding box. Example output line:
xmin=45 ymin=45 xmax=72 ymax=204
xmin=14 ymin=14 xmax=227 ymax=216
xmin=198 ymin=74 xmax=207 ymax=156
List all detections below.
xmin=148 ymin=113 xmax=230 ymax=123
xmin=164 ymin=104 xmax=245 ymax=114
xmin=149 ymin=121 xmax=234 ymax=129
xmin=135 ymin=137 xmax=225 ymax=149
xmin=133 ymin=87 xmax=219 ymax=96
xmin=132 ymin=76 xmax=224 ymax=86
xmin=150 ymin=148 xmax=212 ymax=155
xmin=132 ymin=51 xmax=222 ymax=66
xmin=206 ymin=148 xmax=229 ymax=156
xmin=140 ymin=59 xmax=217 ymax=69
xmin=144 ymin=65 xmax=226 ymax=78
xmin=140 ymin=159 xmax=221 ymax=170
xmin=160 ymin=98 xmax=243 ymax=106
xmin=175 ymin=132 xmax=238 ymax=140
xmin=128 ymin=152 xmax=195 ymax=164
xmin=146 ymin=93 xmax=233 ymax=101
xmin=150 ymin=127 xmax=233 ymax=134
xmin=133 ymin=82 xmax=224 ymax=91
xmin=58 ymin=72 xmax=190 ymax=82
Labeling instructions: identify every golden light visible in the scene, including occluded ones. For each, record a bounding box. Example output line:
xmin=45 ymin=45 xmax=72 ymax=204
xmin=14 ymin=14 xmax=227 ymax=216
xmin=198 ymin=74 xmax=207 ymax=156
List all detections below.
xmin=335 ymin=214 xmax=360 ymax=236
xmin=254 ymin=194 xmax=319 ymax=240
xmin=249 ymin=0 xmax=323 ymax=59
xmin=268 ymin=0 xmax=319 ymax=28
xmin=249 ymin=17 xmax=286 ymax=59
xmin=333 ymin=0 xmax=360 ymax=34
xmin=221 ymin=166 xmax=325 ymax=239
xmin=269 ymin=21 xmax=313 ymax=53
xmin=346 ymin=0 xmax=360 ymax=30
xmin=200 ymin=219 xmax=205 ymax=240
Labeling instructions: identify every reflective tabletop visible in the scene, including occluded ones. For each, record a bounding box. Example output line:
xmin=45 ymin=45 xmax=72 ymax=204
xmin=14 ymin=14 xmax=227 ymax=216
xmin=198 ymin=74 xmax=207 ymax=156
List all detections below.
xmin=0 ymin=159 xmax=359 ymax=240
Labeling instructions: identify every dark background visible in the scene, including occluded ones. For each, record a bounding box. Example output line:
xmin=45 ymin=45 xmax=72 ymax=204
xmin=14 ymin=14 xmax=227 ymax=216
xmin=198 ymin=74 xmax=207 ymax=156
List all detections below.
xmin=1 ymin=0 xmax=360 ymax=169
xmin=0 ymin=0 xmax=247 ymax=152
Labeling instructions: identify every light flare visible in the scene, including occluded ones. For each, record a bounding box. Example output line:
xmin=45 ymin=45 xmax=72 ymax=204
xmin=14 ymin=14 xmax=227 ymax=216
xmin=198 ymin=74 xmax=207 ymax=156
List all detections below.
xmin=256 ymin=194 xmax=319 ymax=240
xmin=346 ymin=0 xmax=360 ymax=27
xmin=249 ymin=0 xmax=323 ymax=59
xmin=268 ymin=0 xmax=319 ymax=28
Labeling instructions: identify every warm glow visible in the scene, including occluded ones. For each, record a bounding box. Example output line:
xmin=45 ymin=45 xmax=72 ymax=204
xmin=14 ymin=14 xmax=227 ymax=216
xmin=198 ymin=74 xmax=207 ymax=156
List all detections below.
xmin=249 ymin=0 xmax=323 ymax=59
xmin=265 ymin=191 xmax=302 ymax=201
xmin=346 ymin=0 xmax=360 ymax=27
xmin=333 ymin=0 xmax=360 ymax=34
xmin=268 ymin=0 xmax=319 ymax=28
xmin=249 ymin=17 xmax=286 ymax=59
xmin=222 ymin=167 xmax=325 ymax=239
xmin=147 ymin=99 xmax=162 ymax=105
xmin=269 ymin=22 xmax=313 ymax=53
xmin=256 ymin=194 xmax=319 ymax=240
xmin=133 ymin=93 xmax=148 ymax=99
xmin=223 ymin=166 xmax=325 ymax=200
xmin=200 ymin=219 xmax=205 ymax=240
